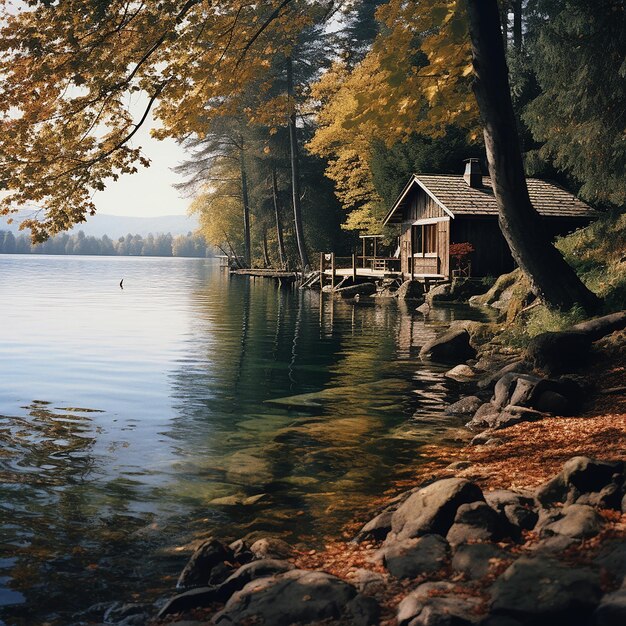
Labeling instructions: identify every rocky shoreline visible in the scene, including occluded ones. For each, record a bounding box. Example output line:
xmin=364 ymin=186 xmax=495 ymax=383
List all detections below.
xmin=81 ymin=301 xmax=626 ymax=626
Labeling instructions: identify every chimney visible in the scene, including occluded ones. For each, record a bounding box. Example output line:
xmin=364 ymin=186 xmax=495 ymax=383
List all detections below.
xmin=463 ymin=158 xmax=482 ymax=188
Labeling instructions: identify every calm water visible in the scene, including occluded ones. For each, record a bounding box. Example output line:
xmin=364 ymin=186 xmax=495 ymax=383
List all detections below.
xmin=0 ymin=255 xmax=489 ymax=624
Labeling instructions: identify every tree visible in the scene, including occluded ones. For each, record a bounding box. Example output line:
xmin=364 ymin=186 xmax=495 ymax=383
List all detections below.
xmin=523 ymin=0 xmax=626 ymax=206
xmin=465 ymin=0 xmax=600 ymax=313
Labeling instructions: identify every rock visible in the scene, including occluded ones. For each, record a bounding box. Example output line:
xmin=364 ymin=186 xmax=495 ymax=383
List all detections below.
xmin=471 ymin=431 xmax=500 ymax=446
xmin=103 ymin=603 xmax=153 ymax=624
xmin=477 ymin=361 xmax=529 ymax=391
xmin=391 ymin=478 xmax=484 ymax=540
xmin=446 ymin=460 xmax=473 ymax=471
xmin=526 ymin=331 xmax=593 ymax=375
xmin=445 ymin=364 xmax=477 ymax=382
xmin=534 ymin=390 xmax=569 ymax=414
xmin=228 ymin=539 xmax=254 ymax=564
xmin=419 ymin=329 xmax=477 ymax=364
xmin=492 ymin=405 xmax=544 ymax=430
xmin=355 ymin=509 xmax=393 ymax=542
xmin=490 ymin=557 xmax=601 ymax=624
xmin=217 ymin=559 xmax=295 ymax=601
xmin=484 ymin=490 xmax=535 ymax=513
xmin=562 ymin=457 xmax=623 ymax=494
xmin=539 ymin=504 xmax=603 ymax=539
xmin=397 ymin=581 xmax=482 ymax=626
xmin=425 ymin=282 xmax=452 ymax=306
xmin=445 ymin=396 xmax=483 ymax=416
xmin=249 ymin=537 xmax=293 ymax=560
xmin=503 ymin=504 xmax=538 ymax=531
xmin=532 ymin=533 xmax=577 ymax=554
xmin=396 ymin=280 xmax=425 ymax=300
xmin=594 ymin=542 xmax=626 ymax=579
xmin=212 ymin=569 xmax=379 ymax=625
xmin=158 ymin=587 xmax=220 ymax=619
xmin=446 ymin=502 xmax=512 ymax=546
xmin=592 ymin=582 xmax=626 ymax=626
xmin=484 ymin=491 xmax=538 ymax=530
xmin=352 ymin=568 xmax=386 ymax=595
xmin=335 ymin=282 xmax=377 ymax=298
xmin=535 ymin=473 xmax=573 ymax=509
xmin=577 ymin=482 xmax=623 ymax=510
xmin=380 ymin=534 xmax=449 ymax=579
xmin=466 ymin=402 xmax=500 ymax=431
xmin=452 ymin=543 xmax=511 ymax=580
xmin=176 ymin=539 xmax=233 ymax=589
xmin=506 ymin=375 xmax=543 ymax=409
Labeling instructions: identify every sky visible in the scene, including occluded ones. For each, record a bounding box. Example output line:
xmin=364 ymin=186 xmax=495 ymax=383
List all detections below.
xmin=93 ymin=112 xmax=190 ymax=218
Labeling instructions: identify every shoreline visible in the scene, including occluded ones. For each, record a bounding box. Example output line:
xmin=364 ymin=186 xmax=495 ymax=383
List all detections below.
xmin=72 ymin=297 xmax=626 ymax=626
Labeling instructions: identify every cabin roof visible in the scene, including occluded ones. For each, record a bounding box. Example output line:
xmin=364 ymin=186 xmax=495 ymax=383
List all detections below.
xmin=383 ymin=174 xmax=598 ymax=224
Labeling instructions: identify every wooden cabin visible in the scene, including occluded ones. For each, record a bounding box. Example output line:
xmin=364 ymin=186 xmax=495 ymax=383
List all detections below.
xmin=382 ymin=160 xmax=598 ymax=280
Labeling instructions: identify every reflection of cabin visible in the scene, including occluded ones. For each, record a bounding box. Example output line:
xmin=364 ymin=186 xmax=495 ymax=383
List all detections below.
xmin=382 ymin=160 xmax=598 ymax=279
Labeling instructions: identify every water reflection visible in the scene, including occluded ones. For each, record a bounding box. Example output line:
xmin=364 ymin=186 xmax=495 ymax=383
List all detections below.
xmin=0 ymin=257 xmax=493 ymax=625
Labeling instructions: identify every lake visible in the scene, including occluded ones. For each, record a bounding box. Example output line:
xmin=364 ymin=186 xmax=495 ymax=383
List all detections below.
xmin=0 ymin=255 xmax=489 ymax=625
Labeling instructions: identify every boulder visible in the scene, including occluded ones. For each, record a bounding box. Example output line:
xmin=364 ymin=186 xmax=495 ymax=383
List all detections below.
xmin=593 ymin=542 xmax=626 ymax=580
xmin=592 ymin=582 xmax=626 ymax=626
xmin=396 ymin=280 xmax=425 ymax=300
xmin=535 ymin=473 xmax=574 ymax=509
xmin=176 ymin=539 xmax=233 ymax=589
xmin=539 ymin=504 xmax=603 ymax=539
xmin=380 ymin=534 xmax=449 ymax=579
xmin=419 ymin=329 xmax=477 ymax=364
xmin=445 ymin=364 xmax=478 ymax=383
xmin=445 ymin=396 xmax=483 ymax=416
xmin=390 ymin=478 xmax=484 ymax=540
xmin=490 ymin=557 xmax=601 ymax=625
xmin=526 ymin=331 xmax=593 ymax=374
xmin=484 ymin=490 xmax=538 ymax=530
xmin=492 ymin=405 xmax=544 ymax=430
xmin=493 ymin=374 xmax=540 ymax=410
xmin=249 ymin=537 xmax=293 ymax=560
xmin=355 ymin=510 xmax=393 ymax=542
xmin=352 ymin=568 xmax=387 ymax=595
xmin=561 ymin=457 xmax=623 ymax=494
xmin=212 ymin=569 xmax=379 ymax=625
xmin=477 ymin=361 xmax=529 ymax=391
xmin=577 ymin=482 xmax=623 ymax=510
xmin=397 ymin=581 xmax=482 ymax=626
xmin=466 ymin=403 xmax=500 ymax=431
xmin=452 ymin=543 xmax=511 ymax=580
xmin=446 ymin=502 xmax=512 ymax=546
xmin=471 ymin=431 xmax=503 ymax=446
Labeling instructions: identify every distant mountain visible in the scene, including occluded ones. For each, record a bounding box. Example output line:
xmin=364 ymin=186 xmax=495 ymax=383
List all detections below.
xmin=0 ymin=211 xmax=199 ymax=238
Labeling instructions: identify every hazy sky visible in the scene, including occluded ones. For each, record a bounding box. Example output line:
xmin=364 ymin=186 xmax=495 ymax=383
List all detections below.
xmin=93 ymin=113 xmax=190 ymax=217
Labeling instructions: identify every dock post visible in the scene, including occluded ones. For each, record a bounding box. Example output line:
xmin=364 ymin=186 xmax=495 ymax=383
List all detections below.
xmin=331 ymin=252 xmax=336 ymax=289
xmin=352 ymin=253 xmax=357 ymax=282
xmin=319 ymin=252 xmax=324 ymax=289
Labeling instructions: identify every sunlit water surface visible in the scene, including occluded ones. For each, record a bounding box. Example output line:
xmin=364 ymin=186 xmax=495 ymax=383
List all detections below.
xmin=0 ymin=255 xmax=491 ymax=624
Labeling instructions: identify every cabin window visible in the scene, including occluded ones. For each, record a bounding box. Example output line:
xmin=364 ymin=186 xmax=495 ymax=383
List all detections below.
xmin=411 ymin=223 xmax=437 ymax=255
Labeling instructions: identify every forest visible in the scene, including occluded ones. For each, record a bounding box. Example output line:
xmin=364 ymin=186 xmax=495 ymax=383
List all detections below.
xmin=0 ymin=229 xmax=210 ymax=257
xmin=0 ymin=1 xmax=623 ymax=294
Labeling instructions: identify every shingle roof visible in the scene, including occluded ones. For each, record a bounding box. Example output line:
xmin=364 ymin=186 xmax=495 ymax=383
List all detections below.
xmin=383 ymin=174 xmax=598 ymax=224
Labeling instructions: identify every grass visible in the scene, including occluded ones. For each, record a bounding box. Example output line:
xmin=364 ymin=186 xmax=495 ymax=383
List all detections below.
xmin=556 ymin=210 xmax=626 ymax=312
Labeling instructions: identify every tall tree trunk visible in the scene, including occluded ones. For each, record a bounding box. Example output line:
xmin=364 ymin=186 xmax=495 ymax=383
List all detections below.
xmin=286 ymin=56 xmax=310 ymax=272
xmin=499 ymin=0 xmax=509 ymax=49
xmin=466 ymin=0 xmax=600 ymax=313
xmin=272 ymin=167 xmax=287 ymax=269
xmin=512 ymin=0 xmax=522 ymax=50
xmin=262 ymin=226 xmax=271 ymax=268
xmin=239 ymin=137 xmax=252 ymax=268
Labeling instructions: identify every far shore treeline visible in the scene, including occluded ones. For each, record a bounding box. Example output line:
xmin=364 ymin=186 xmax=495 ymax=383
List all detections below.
xmin=0 ymin=230 xmax=211 ymax=258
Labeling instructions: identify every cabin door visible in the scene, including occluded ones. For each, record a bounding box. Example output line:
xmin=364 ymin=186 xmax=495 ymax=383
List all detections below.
xmin=411 ymin=222 xmax=440 ymax=275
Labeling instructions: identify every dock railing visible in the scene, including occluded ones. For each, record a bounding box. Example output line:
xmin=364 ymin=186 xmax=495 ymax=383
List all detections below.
xmin=318 ymin=252 xmax=401 ymax=288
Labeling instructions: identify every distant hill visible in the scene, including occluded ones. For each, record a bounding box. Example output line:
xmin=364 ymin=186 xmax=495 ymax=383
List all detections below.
xmin=0 ymin=211 xmax=199 ymax=238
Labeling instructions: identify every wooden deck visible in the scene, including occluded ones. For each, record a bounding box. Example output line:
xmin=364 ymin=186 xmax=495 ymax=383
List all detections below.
xmin=323 ymin=268 xmax=445 ymax=280
xmin=231 ymin=268 xmax=298 ymax=279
